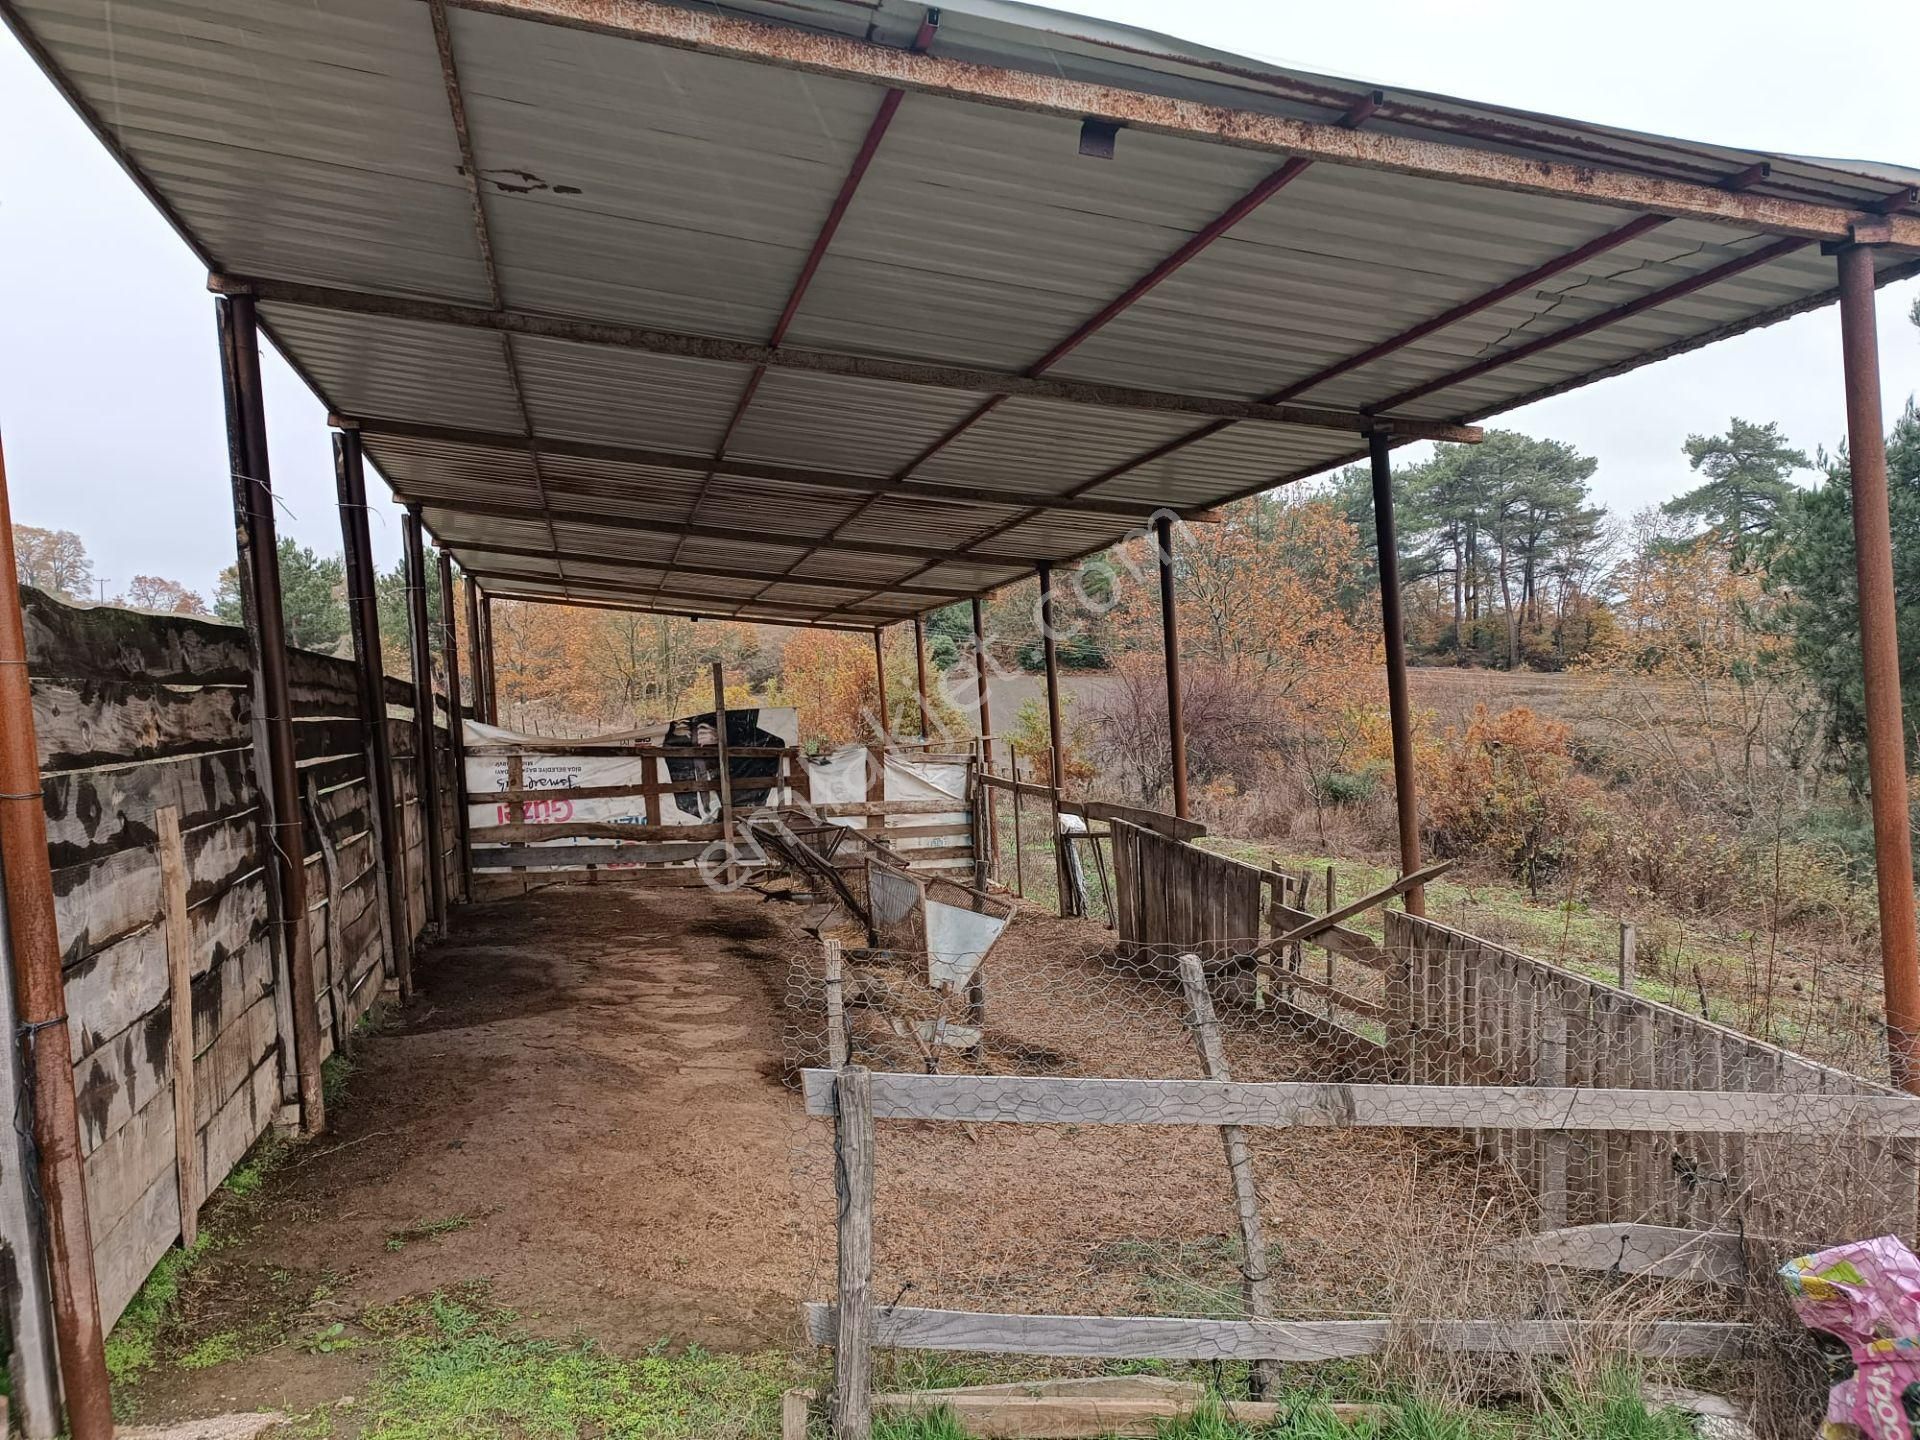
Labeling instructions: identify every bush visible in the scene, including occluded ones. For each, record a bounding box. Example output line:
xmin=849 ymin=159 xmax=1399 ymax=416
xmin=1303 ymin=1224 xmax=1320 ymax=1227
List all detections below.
xmin=1423 ymin=705 xmax=1604 ymax=896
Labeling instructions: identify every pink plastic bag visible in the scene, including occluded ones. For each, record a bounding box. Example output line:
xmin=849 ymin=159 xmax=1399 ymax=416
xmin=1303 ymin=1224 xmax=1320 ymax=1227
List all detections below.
xmin=1782 ymin=1236 xmax=1920 ymax=1440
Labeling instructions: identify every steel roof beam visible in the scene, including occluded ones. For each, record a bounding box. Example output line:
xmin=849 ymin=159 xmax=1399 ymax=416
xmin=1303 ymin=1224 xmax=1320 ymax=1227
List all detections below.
xmin=414 ymin=491 xmax=1018 ymax=565
xmin=212 ymin=274 xmax=1483 ymax=444
xmin=350 ymin=415 xmax=1222 ymax=521
xmin=439 ymin=0 xmax=1920 ymax=248
xmin=458 ymin=566 xmax=856 ymax=620
xmin=417 ymin=533 xmax=983 ymax=598
xmin=1371 ymin=235 xmax=1809 ymax=412
xmin=472 ymin=583 xmax=884 ymax=631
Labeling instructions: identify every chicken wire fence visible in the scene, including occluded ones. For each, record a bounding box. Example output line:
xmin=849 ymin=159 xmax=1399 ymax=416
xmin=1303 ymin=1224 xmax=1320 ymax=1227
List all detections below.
xmin=778 ymin=923 xmax=1919 ymax=1413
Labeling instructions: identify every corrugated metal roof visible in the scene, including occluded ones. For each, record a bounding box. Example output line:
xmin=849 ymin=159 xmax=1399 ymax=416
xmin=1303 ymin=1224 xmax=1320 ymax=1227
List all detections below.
xmin=7 ymin=0 xmax=1918 ymax=628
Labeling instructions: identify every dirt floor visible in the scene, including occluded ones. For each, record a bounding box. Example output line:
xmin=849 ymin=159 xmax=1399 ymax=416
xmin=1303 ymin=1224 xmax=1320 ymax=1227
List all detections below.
xmin=126 ymin=882 xmax=1510 ymax=1425
xmin=131 ymin=882 xmax=823 ymax=1421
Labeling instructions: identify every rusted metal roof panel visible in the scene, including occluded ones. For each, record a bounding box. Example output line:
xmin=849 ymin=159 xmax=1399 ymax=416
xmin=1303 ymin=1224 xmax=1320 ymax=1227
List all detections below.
xmin=10 ymin=0 xmax=1919 ymax=628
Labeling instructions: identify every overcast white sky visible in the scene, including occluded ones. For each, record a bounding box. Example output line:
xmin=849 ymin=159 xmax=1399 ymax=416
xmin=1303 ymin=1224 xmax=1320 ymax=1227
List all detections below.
xmin=2 ymin=0 xmax=1918 ymax=602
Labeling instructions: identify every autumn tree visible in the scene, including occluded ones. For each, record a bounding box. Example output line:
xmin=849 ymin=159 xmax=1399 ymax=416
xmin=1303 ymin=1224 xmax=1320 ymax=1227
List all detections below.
xmin=12 ymin=524 xmax=93 ymax=599
xmin=1089 ymin=493 xmax=1386 ymax=820
xmin=122 ymin=574 xmax=206 ymax=614
xmin=774 ymin=629 xmax=881 ymax=749
xmin=1582 ymin=509 xmax=1808 ymax=821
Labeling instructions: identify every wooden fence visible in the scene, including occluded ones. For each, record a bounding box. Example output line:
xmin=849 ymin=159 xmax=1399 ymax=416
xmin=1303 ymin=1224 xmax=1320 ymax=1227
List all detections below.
xmin=800 ymin=1063 xmax=1906 ymax=1438
xmin=466 ymin=738 xmax=978 ymax=892
xmin=15 ymin=589 xmax=454 ymax=1328
xmin=1386 ymin=911 xmax=1919 ymax=1239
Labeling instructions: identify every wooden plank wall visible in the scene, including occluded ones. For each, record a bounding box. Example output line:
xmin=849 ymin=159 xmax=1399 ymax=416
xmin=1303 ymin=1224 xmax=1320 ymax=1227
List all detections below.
xmin=24 ymin=591 xmax=282 ymax=1326
xmin=21 ymin=589 xmax=404 ymax=1327
xmin=1109 ymin=821 xmax=1268 ymax=949
xmin=1385 ymin=911 xmax=1920 ymax=1239
xmin=290 ymin=648 xmax=391 ymax=1055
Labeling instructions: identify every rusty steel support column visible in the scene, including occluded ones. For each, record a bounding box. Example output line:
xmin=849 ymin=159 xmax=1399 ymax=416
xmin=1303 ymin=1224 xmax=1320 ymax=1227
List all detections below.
xmin=970 ymin=598 xmax=992 ymax=740
xmin=464 ymin=576 xmax=487 ymax=729
xmin=1154 ymin=514 xmax=1191 ymax=821
xmin=1038 ymin=563 xmax=1070 ymax=917
xmin=1369 ymin=431 xmax=1425 ymax=918
xmin=1837 ymin=245 xmax=1920 ymax=1091
xmin=872 ymin=627 xmax=890 ymax=742
xmin=912 ymin=614 xmax=932 ymax=739
xmin=479 ymin=593 xmax=499 ymax=725
xmin=402 ymin=509 xmax=449 ymax=935
xmin=436 ymin=550 xmax=473 ymax=905
xmin=334 ymin=429 xmax=413 ymax=996
xmin=218 ymin=295 xmax=327 ymax=1132
xmin=971 ymin=596 xmax=994 ymax=887
xmin=0 ymin=432 xmax=114 ymax=1440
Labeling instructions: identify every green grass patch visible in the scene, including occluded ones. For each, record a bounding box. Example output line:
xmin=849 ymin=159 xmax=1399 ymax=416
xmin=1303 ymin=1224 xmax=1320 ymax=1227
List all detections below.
xmin=104 ymin=1234 xmax=212 ymax=1382
xmin=875 ymin=1405 xmax=972 ymax=1440
xmin=176 ymin=1330 xmax=247 ymax=1370
xmin=356 ymin=1287 xmax=791 ymax=1439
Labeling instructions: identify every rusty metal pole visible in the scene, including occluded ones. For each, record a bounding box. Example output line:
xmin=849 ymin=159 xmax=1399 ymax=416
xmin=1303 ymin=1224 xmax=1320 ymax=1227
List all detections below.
xmin=872 ymin=627 xmax=890 ymax=742
xmin=971 ymin=596 xmax=995 ymax=886
xmin=1154 ymin=514 xmax=1191 ymax=821
xmin=1837 ymin=244 xmax=1920 ymax=1091
xmin=464 ymin=576 xmax=487 ymax=728
xmin=218 ymin=295 xmax=327 ymax=1131
xmin=970 ymin=598 xmax=992 ymax=741
xmin=0 ymin=431 xmax=115 ymax=1440
xmin=912 ymin=614 xmax=932 ymax=739
xmin=334 ymin=429 xmax=414 ymax=996
xmin=1037 ymin=564 xmax=1070 ymax=916
xmin=470 ymin=595 xmax=491 ymax=725
xmin=1369 ymin=431 xmax=1425 ymax=917
xmin=402 ymin=509 xmax=449 ymax=935
xmin=436 ymin=550 xmax=472 ymax=904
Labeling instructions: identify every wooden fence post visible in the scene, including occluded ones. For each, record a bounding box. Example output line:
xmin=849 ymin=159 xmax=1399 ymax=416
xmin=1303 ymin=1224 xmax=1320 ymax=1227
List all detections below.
xmin=833 ymin=1067 xmax=875 ymax=1440
xmin=156 ymin=806 xmax=201 ymax=1251
xmin=1538 ymin=992 xmax=1570 ymax=1229
xmin=1176 ymin=954 xmax=1278 ymax=1399
xmin=825 ymin=939 xmax=849 ymax=1069
xmin=1618 ymin=922 xmax=1637 ymax=991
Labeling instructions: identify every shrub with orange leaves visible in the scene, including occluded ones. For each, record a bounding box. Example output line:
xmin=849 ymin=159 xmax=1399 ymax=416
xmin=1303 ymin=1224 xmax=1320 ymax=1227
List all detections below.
xmin=1423 ymin=704 xmax=1608 ymax=897
xmin=772 ymin=629 xmax=882 ymax=749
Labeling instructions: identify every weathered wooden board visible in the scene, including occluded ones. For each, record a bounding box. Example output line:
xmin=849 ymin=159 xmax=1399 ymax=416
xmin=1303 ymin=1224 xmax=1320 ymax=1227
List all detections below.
xmin=52 ymin=808 xmax=261 ymax=964
xmin=22 ymin=588 xmax=249 ymax=684
xmin=473 ymin=842 xmax=723 ymax=868
xmin=293 ymin=716 xmax=367 ymax=766
xmin=33 ymin=680 xmax=250 ymax=770
xmin=802 ymin=1304 xmax=1748 ymax=1362
xmin=64 ymin=868 xmax=269 ymax=1064
xmin=798 ymin=1070 xmax=1920 ymax=1136
xmin=92 ymin=1162 xmax=180 ymax=1331
xmin=41 ymin=744 xmax=256 ymax=869
xmin=1495 ymin=1224 xmax=1767 ymax=1285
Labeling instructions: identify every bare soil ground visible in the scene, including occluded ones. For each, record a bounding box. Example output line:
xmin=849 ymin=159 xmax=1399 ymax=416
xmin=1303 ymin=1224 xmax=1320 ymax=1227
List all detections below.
xmin=127 ymin=886 xmax=1505 ymax=1425
xmin=130 ymin=883 xmax=821 ymax=1422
